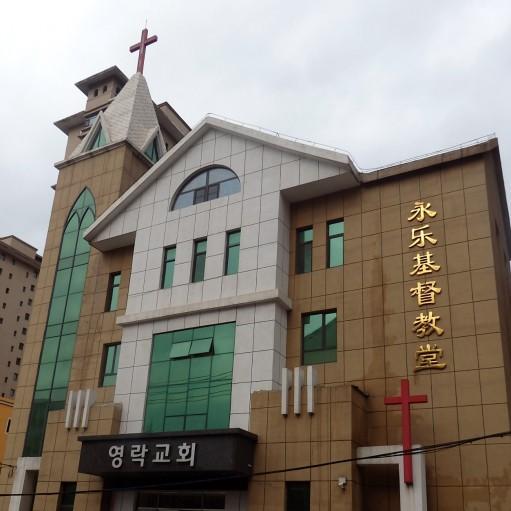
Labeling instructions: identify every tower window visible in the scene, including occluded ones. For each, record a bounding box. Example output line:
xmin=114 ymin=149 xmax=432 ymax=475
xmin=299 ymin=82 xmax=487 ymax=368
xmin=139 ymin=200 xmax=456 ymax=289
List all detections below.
xmin=106 ymin=272 xmax=121 ymax=312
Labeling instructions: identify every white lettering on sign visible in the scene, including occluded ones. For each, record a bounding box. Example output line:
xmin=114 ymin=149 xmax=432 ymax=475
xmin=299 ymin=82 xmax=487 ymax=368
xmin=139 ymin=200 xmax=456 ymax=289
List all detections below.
xmin=153 ymin=444 xmax=171 ymax=463
xmin=176 ymin=442 xmax=196 ymax=467
xmin=109 ymin=445 xmax=124 ymax=468
xmin=107 ymin=442 xmax=198 ymax=469
xmin=130 ymin=444 xmax=148 ymax=467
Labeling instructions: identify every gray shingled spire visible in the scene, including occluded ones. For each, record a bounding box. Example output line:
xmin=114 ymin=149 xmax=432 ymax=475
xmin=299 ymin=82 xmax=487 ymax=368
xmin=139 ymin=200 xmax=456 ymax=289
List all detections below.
xmin=71 ymin=72 xmax=165 ymax=158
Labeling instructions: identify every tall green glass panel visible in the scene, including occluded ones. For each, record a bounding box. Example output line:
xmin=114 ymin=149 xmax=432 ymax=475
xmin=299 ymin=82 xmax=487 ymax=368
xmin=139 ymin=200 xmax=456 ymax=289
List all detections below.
xmin=144 ymin=322 xmax=235 ymax=433
xmin=24 ymin=188 xmax=95 ymax=456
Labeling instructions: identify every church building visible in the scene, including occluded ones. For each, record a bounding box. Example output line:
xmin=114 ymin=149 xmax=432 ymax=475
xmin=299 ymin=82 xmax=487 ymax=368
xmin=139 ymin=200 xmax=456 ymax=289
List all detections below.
xmin=1 ymin=29 xmax=510 ymax=511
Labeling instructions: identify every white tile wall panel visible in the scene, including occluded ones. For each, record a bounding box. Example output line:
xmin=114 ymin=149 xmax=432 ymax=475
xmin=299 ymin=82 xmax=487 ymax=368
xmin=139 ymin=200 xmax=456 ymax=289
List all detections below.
xmin=261 ymin=165 xmax=281 ymax=194
xmin=109 ymin=125 xmax=351 ymax=433
xmin=137 ymin=204 xmax=154 ymax=229
xmin=263 ymin=146 xmax=282 ymax=169
xmin=204 ymin=254 xmax=224 ymax=279
xmin=152 ymin=200 xmax=168 ymax=225
xmin=118 ymin=342 xmax=136 ymax=369
xmin=141 ymin=291 xmax=157 ymax=312
xmin=148 ymin=223 xmax=165 ymax=250
xmin=202 ymin=277 xmax=222 ymax=301
xmin=240 ymin=224 xmax=259 ymax=249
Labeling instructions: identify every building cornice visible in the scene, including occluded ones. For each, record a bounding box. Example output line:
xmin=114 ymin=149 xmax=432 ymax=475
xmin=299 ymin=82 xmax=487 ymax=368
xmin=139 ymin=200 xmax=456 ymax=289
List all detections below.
xmin=116 ymin=288 xmax=292 ymax=326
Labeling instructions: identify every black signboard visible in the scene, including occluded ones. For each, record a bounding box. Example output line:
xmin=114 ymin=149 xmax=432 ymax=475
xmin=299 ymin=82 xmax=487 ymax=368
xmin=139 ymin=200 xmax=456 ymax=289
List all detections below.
xmin=78 ymin=428 xmax=257 ymax=485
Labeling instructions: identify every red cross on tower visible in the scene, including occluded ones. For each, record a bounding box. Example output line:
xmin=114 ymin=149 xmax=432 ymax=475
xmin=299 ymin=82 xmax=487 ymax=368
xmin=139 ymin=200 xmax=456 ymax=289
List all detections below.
xmin=129 ymin=28 xmax=158 ymax=74
xmin=384 ymin=378 xmax=428 ymax=485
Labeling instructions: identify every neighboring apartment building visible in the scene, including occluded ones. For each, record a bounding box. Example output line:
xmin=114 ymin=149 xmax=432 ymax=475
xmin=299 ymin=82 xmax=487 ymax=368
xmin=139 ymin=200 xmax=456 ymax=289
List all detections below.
xmin=1 ymin=54 xmax=510 ymax=511
xmin=0 ymin=236 xmax=41 ymax=398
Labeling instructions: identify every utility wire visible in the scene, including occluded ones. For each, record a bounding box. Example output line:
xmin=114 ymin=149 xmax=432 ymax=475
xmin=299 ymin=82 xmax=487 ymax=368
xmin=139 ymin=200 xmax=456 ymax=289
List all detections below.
xmin=0 ymin=430 xmax=509 ymax=499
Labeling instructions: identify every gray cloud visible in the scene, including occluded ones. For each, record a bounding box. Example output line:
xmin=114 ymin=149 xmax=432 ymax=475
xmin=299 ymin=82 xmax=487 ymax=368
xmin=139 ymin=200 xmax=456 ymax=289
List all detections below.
xmin=2 ymin=0 xmax=510 ymax=251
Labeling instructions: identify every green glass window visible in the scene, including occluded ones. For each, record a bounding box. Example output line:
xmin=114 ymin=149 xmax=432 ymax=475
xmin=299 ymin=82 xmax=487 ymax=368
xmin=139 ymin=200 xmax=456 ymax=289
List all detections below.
xmin=101 ymin=343 xmax=120 ymax=387
xmin=58 ymin=482 xmax=76 ymax=511
xmin=286 ymin=482 xmax=310 ymax=511
xmin=89 ymin=125 xmax=106 ymax=150
xmin=302 ymin=310 xmax=337 ymax=365
xmin=144 ymin=323 xmax=235 ymax=433
xmin=296 ymin=227 xmax=313 ymax=274
xmin=327 ymin=220 xmax=344 ymax=268
xmin=224 ymin=230 xmax=240 ymax=275
xmin=192 ymin=239 xmax=207 ymax=282
xmin=24 ymin=188 xmax=95 ymax=457
xmin=144 ymin=137 xmax=159 ymax=163
xmin=172 ymin=167 xmax=240 ymax=210
xmin=106 ymin=272 xmax=121 ymax=311
xmin=161 ymin=246 xmax=176 ymax=288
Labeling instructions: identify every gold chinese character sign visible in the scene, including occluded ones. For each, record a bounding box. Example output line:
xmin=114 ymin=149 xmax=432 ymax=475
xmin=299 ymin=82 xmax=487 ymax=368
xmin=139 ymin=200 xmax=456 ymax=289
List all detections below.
xmin=408 ymin=201 xmax=437 ymax=222
xmin=415 ymin=343 xmax=447 ymax=371
xmin=410 ymin=251 xmax=440 ymax=276
xmin=410 ymin=280 xmax=442 ymax=306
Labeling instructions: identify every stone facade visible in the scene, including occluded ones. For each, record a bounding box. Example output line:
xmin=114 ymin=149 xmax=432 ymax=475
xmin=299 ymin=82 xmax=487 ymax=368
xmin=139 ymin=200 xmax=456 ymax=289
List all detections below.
xmin=1 ymin=64 xmax=510 ymax=511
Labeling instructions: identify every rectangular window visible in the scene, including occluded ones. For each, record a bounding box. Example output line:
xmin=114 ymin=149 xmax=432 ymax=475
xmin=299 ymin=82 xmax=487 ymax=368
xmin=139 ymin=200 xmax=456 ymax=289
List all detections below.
xmin=286 ymin=482 xmax=310 ymax=511
xmin=100 ymin=343 xmax=120 ymax=387
xmin=327 ymin=219 xmax=344 ymax=268
xmin=161 ymin=246 xmax=176 ymax=288
xmin=302 ymin=310 xmax=337 ymax=365
xmin=192 ymin=239 xmax=207 ymax=282
xmin=224 ymin=230 xmax=240 ymax=275
xmin=296 ymin=227 xmax=313 ymax=274
xmin=144 ymin=323 xmax=235 ymax=433
xmin=58 ymin=482 xmax=76 ymax=511
xmin=105 ymin=272 xmax=121 ymax=311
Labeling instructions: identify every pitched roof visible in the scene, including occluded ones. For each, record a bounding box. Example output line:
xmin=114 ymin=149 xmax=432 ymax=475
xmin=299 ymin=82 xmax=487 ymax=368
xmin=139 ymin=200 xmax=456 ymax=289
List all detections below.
xmin=70 ymin=72 xmax=164 ymax=158
xmin=84 ymin=114 xmax=501 ymax=247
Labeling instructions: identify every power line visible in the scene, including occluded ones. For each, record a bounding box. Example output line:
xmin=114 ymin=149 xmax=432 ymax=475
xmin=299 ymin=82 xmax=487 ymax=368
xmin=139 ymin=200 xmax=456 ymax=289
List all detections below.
xmin=0 ymin=430 xmax=509 ymax=499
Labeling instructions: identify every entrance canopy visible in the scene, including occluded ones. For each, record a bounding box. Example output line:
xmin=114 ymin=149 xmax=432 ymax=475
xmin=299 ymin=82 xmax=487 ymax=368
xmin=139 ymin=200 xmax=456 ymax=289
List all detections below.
xmin=78 ymin=428 xmax=257 ymax=490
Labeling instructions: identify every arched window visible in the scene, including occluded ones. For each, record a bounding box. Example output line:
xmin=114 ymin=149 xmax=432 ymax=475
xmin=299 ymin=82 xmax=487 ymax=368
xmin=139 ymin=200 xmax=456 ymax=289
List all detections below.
xmin=172 ymin=166 xmax=240 ymax=210
xmin=23 ymin=188 xmax=96 ymax=457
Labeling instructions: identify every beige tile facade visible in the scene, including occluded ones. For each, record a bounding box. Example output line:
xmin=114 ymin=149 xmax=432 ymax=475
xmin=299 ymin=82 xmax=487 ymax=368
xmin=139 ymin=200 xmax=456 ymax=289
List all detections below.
xmin=248 ymin=153 xmax=511 ymax=510
xmin=0 ymin=145 xmax=150 ymax=511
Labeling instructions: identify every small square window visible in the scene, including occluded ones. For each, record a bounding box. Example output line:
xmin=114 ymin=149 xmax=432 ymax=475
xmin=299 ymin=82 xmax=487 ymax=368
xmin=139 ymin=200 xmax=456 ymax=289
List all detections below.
xmin=105 ymin=272 xmax=121 ymax=312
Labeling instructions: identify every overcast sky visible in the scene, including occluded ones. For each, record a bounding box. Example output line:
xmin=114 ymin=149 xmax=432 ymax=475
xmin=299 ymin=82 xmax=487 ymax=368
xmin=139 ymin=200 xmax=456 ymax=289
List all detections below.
xmin=2 ymin=0 xmax=510 ymax=252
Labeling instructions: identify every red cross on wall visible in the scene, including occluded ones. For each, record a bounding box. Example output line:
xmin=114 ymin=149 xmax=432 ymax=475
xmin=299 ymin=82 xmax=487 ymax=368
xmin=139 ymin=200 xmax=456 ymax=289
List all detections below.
xmin=384 ymin=378 xmax=428 ymax=485
xmin=130 ymin=28 xmax=158 ymax=74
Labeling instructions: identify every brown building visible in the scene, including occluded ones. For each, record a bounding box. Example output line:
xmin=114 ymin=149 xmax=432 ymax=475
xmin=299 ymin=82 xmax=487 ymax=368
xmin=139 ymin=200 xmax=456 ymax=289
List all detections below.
xmin=0 ymin=236 xmax=41 ymax=399
xmin=1 ymin=41 xmax=510 ymax=511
